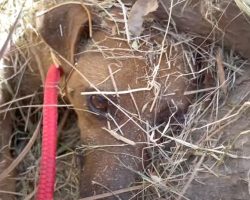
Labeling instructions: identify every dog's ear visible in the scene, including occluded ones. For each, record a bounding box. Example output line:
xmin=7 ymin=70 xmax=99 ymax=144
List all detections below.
xmin=36 ymin=3 xmax=91 ymax=74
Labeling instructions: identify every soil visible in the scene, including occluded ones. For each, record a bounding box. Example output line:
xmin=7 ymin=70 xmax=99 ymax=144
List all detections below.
xmin=184 ymin=65 xmax=250 ymax=200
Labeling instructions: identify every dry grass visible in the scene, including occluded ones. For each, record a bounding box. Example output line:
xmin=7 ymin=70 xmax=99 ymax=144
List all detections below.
xmin=1 ymin=0 xmax=250 ymax=199
xmin=234 ymin=0 xmax=250 ymax=16
xmin=0 ymin=2 xmax=81 ymax=198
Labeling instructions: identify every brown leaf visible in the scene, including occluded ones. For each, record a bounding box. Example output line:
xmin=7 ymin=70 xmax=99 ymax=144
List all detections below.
xmin=128 ymin=0 xmax=158 ymax=36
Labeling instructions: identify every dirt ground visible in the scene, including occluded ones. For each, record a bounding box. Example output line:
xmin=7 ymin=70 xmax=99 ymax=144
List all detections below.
xmin=183 ymin=64 xmax=250 ymax=200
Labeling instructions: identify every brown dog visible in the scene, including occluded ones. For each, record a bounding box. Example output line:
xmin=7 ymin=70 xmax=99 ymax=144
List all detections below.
xmin=0 ymin=2 xmax=193 ymax=199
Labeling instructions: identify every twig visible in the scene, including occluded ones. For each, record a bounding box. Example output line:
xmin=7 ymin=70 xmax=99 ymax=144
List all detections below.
xmin=81 ymin=87 xmax=150 ymax=95
xmin=0 ymin=3 xmax=24 ymax=59
xmin=216 ymin=48 xmax=227 ymax=95
xmin=116 ymin=0 xmax=130 ymax=42
xmin=102 ymin=127 xmax=136 ymax=146
xmin=177 ymin=154 xmax=205 ymax=200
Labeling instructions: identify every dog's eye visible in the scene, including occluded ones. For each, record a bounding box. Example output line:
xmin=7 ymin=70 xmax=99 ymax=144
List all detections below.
xmin=87 ymin=95 xmax=109 ymax=117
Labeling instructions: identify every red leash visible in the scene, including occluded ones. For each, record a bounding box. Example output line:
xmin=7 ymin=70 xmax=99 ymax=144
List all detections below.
xmin=36 ymin=64 xmax=61 ymax=200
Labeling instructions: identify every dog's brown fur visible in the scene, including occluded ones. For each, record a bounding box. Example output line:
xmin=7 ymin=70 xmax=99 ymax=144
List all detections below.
xmin=0 ymin=3 xmax=193 ymax=199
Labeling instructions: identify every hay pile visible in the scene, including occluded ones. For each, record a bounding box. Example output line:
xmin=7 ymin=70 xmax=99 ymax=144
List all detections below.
xmin=1 ymin=0 xmax=250 ymax=199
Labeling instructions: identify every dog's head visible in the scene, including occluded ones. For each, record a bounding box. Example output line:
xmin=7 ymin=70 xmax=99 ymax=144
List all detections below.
xmin=37 ymin=2 xmax=192 ymax=198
